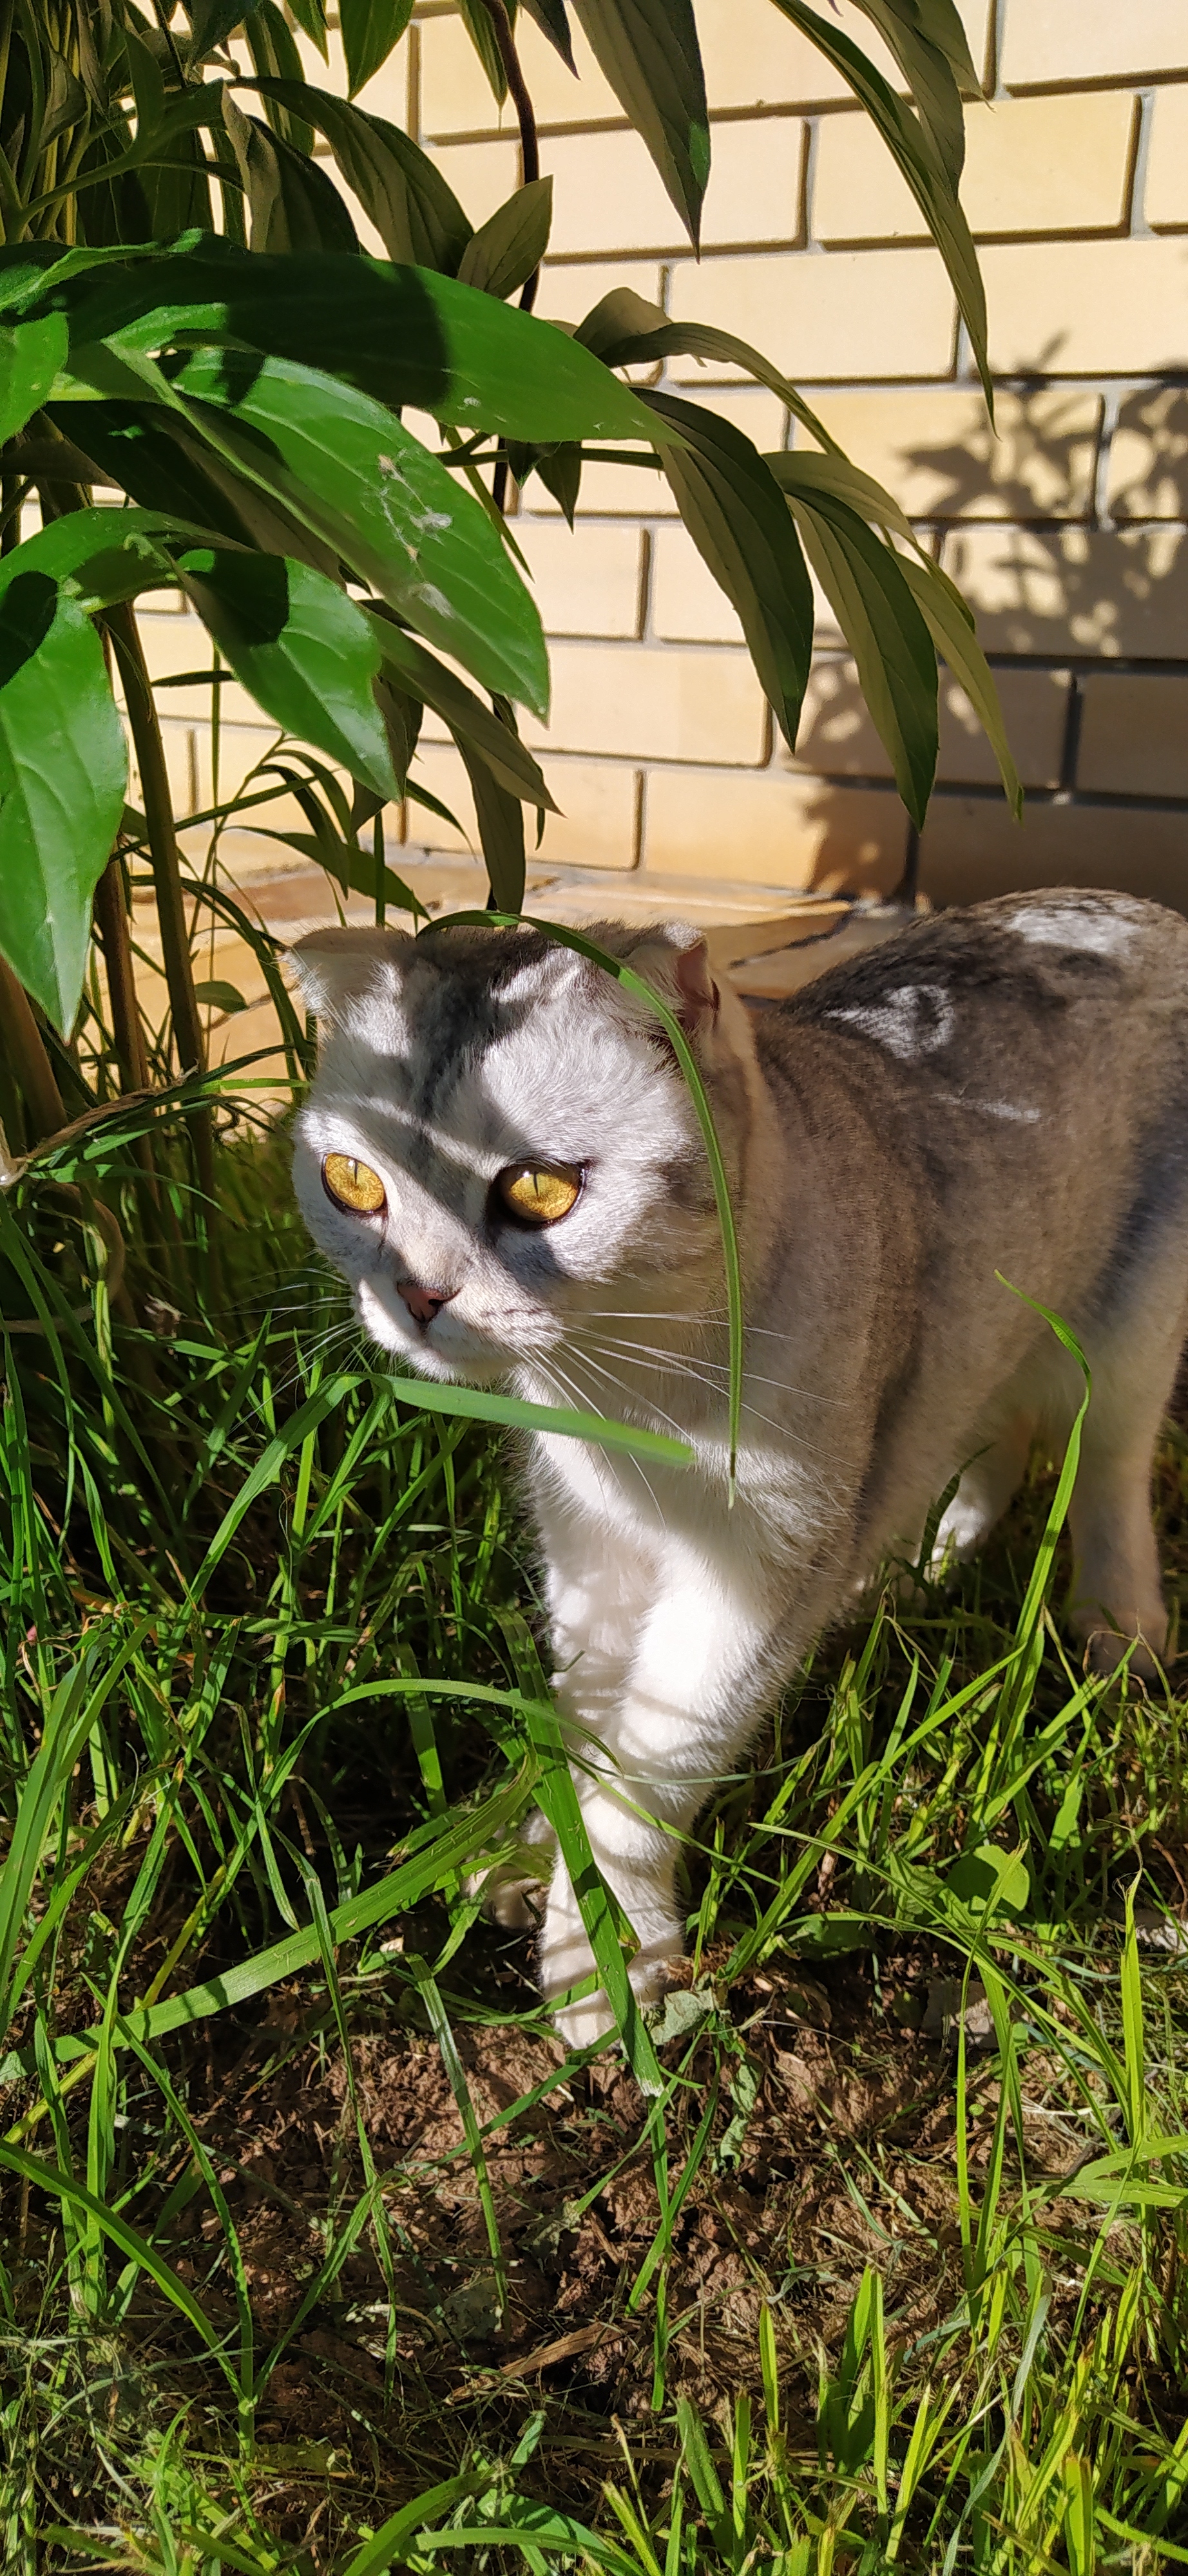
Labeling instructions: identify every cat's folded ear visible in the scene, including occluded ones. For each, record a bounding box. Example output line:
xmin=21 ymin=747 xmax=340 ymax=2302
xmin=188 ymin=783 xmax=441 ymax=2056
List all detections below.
xmin=618 ymin=924 xmax=720 ymax=1036
xmin=286 ymin=926 xmax=410 ymax=1022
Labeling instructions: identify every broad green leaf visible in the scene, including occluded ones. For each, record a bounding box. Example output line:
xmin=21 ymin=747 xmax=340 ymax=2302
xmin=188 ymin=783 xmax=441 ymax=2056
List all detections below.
xmin=250 ymin=79 xmax=473 ymax=270
xmin=571 ymin=0 xmax=709 ymax=247
xmin=772 ymin=462 xmax=938 ymax=825
xmin=170 ymin=345 xmax=551 ymax=715
xmin=768 ymin=0 xmax=990 ymax=402
xmin=455 ymin=0 xmax=508 ymax=104
xmin=577 ymin=283 xmax=839 ymax=450
xmin=368 ymin=616 xmax=557 ymax=809
xmin=458 ymin=176 xmax=553 ymax=301
xmin=643 ymin=388 xmax=813 ymax=750
xmin=0 ymin=310 xmax=68 ymax=444
xmin=245 ymin=0 xmax=316 ymax=153
xmin=51 ymin=401 xmax=341 ymax=576
xmin=768 ymin=440 xmax=920 ymax=547
xmin=521 ymin=0 xmax=577 ymax=70
xmin=285 ymin=0 xmax=329 ymax=58
xmin=186 ymin=0 xmax=262 ymax=66
xmin=44 ymin=240 xmax=669 ymax=440
xmin=177 ymin=547 xmax=398 ymax=799
xmin=852 ymin=0 xmax=982 ymax=191
xmin=378 ymin=673 xmax=422 ymax=790
xmin=341 ymin=0 xmax=415 ymax=96
xmin=946 ymin=1842 xmax=1030 ymax=1918
xmin=454 ymin=699 xmax=530 ymax=911
xmin=896 ymin=546 xmax=1022 ymax=816
xmin=538 ymin=442 xmax=582 ymax=522
xmin=123 ymin=26 xmax=168 ymax=139
xmin=193 ymin=978 xmax=247 ymax=1012
xmin=0 ymin=571 xmax=127 ymax=1031
xmin=222 ymin=93 xmax=361 ymax=255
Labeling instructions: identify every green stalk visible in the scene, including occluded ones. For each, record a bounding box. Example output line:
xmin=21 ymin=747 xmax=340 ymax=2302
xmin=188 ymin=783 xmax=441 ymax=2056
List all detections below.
xmin=102 ymin=603 xmax=215 ymax=1206
xmin=92 ymin=853 xmax=150 ymax=1101
xmin=0 ymin=953 xmax=65 ymax=1141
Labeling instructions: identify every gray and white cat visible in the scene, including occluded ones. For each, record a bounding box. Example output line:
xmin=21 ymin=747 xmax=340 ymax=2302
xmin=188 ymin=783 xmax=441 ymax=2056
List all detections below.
xmin=291 ymin=889 xmax=1188 ymax=2043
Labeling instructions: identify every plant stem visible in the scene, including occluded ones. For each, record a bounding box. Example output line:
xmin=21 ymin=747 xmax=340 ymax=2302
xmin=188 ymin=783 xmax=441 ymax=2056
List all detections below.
xmin=479 ymin=0 xmax=542 ymax=516
xmin=102 ymin=603 xmax=215 ymax=1204
xmin=93 ymin=853 xmax=149 ymax=1100
xmin=0 ymin=955 xmax=65 ymax=1141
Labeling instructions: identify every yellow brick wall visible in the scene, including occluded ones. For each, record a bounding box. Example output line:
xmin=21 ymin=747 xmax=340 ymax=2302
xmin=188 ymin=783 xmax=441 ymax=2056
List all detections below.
xmin=149 ymin=0 xmax=1188 ymax=916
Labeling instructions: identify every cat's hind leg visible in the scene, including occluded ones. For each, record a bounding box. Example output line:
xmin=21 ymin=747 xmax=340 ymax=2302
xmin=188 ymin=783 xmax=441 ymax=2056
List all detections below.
xmin=1066 ymin=1253 xmax=1188 ymax=1677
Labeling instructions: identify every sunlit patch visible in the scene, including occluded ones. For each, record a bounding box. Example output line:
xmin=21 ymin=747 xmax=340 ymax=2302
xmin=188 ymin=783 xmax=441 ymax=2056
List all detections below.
xmin=1005 ymin=904 xmax=1138 ymax=959
xmin=828 ymin=981 xmax=955 ymax=1063
xmin=321 ymin=1153 xmax=387 ymax=1217
xmin=496 ymin=1162 xmax=583 ymax=1225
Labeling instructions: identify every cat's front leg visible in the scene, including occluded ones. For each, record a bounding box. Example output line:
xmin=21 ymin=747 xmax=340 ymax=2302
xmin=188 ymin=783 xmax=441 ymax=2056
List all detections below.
xmin=540 ymin=1548 xmax=774 ymax=2049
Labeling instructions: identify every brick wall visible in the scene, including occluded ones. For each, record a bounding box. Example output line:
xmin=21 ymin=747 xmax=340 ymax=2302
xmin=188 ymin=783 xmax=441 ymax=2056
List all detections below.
xmin=145 ymin=0 xmax=1188 ymax=920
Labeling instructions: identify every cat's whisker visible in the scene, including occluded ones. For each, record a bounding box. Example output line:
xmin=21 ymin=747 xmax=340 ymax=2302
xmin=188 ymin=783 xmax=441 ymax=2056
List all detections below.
xmin=579 ymin=1329 xmax=842 ymax=1407
xmin=572 ymin=1335 xmax=838 ymax=1454
xmin=547 ymin=1348 xmax=666 ymax=1523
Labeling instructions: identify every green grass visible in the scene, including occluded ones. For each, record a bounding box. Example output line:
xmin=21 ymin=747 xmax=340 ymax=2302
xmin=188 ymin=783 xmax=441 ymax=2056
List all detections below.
xmin=3 ymin=1103 xmax=1188 ymax=2575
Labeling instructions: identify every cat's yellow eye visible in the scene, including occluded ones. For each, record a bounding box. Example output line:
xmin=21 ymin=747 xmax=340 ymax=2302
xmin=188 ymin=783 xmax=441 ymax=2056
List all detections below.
xmin=496 ymin=1161 xmax=583 ymax=1226
xmin=322 ymin=1153 xmax=387 ymax=1217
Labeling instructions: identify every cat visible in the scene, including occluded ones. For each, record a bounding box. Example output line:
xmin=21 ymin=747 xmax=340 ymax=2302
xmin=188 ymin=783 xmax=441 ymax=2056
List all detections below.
xmin=290 ymin=889 xmax=1188 ymax=2045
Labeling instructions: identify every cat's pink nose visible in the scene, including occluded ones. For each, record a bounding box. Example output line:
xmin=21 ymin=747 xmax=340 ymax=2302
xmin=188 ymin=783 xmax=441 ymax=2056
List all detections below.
xmin=397 ymin=1279 xmax=455 ymax=1326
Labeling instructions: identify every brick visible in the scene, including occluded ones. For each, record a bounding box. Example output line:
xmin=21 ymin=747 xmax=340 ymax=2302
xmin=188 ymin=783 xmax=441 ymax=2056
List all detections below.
xmin=1108 ymin=388 xmax=1188 ymax=518
xmin=194 ymin=727 xmax=331 ymax=835
xmin=696 ymin=0 xmax=990 ymax=111
xmin=783 ymin=658 xmax=1069 ymax=789
xmin=131 ymin=720 xmax=196 ymax=820
xmin=406 ymin=741 xmax=474 ymax=853
xmin=1077 ymin=672 xmax=1188 ymax=797
xmin=803 ymin=388 xmax=1100 ymax=521
xmin=1146 ymin=82 xmax=1188 ymax=227
xmin=407 ymin=744 xmax=637 ymax=869
xmin=813 ymin=91 xmax=1136 ymax=245
xmin=531 ymin=258 xmax=663 ymax=330
xmin=651 ymin=524 xmax=844 ymax=650
xmin=419 ymin=6 xmax=620 ymax=137
xmin=535 ymin=759 xmax=639 ymax=868
xmin=919 ymin=797 xmax=1188 ymax=915
xmin=702 ymin=117 xmax=803 ymax=249
xmin=1000 ymin=0 xmax=1188 ymax=90
xmin=982 ymin=236 xmax=1188 ymax=374
xmin=521 ymin=642 xmax=768 ymax=762
xmin=668 ymin=249 xmax=956 ymax=382
xmin=941 ymin=668 xmax=1069 ymax=790
xmin=515 ymin=519 xmax=643 ymax=636
xmin=942 ymin=523 xmax=1188 ymax=658
xmin=544 ymin=115 xmax=803 ymax=256
xmin=642 ymin=764 xmax=906 ymax=895
xmin=424 ymin=137 xmax=520 ymax=227
xmin=543 ymin=127 xmax=693 ymax=256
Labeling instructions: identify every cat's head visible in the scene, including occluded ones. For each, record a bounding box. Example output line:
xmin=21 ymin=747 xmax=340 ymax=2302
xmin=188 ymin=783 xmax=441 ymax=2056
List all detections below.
xmin=289 ymin=920 xmax=751 ymax=1386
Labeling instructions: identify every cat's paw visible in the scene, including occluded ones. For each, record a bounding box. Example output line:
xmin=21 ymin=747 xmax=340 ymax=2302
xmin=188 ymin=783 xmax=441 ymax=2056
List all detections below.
xmin=467 ymin=1866 xmax=548 ymax=1930
xmin=545 ymin=1942 xmax=678 ymax=2053
xmin=467 ymin=1813 xmax=557 ymax=1928
xmin=1080 ymin=1624 xmax=1164 ymax=1687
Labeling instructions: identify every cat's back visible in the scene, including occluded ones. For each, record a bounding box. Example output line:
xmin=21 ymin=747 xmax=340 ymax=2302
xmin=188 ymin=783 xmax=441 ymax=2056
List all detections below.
xmin=758 ymin=888 xmax=1188 ymax=1117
